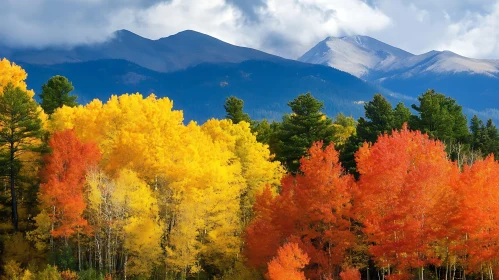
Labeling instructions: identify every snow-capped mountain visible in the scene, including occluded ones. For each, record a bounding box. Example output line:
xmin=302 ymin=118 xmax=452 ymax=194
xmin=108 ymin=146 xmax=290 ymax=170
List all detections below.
xmin=298 ymin=35 xmax=413 ymax=78
xmin=299 ymin=35 xmax=499 ymax=120
xmin=299 ymin=35 xmax=499 ymax=80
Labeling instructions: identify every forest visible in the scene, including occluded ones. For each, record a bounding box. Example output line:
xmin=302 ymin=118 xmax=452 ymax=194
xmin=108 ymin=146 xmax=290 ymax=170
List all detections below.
xmin=1 ymin=57 xmax=499 ymax=280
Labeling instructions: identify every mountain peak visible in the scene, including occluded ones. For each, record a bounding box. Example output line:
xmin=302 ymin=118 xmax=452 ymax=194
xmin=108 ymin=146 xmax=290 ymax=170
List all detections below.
xmin=157 ymin=30 xmax=231 ymax=47
xmin=112 ymin=29 xmax=143 ymax=39
xmin=299 ymin=34 xmax=413 ymax=78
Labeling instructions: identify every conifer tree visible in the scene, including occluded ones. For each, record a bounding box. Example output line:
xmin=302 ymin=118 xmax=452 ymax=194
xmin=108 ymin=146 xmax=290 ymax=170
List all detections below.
xmin=39 ymin=75 xmax=77 ymax=115
xmin=0 ymin=84 xmax=43 ymax=231
xmin=224 ymin=96 xmax=251 ymax=124
xmin=276 ymin=93 xmax=334 ymax=173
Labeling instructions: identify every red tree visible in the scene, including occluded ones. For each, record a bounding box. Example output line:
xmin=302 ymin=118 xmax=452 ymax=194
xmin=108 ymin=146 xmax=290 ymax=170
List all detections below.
xmin=453 ymin=156 xmax=499 ymax=274
xmin=39 ymin=129 xmax=101 ymax=238
xmin=340 ymin=267 xmax=361 ymax=280
xmin=245 ymin=142 xmax=355 ymax=279
xmin=354 ymin=126 xmax=456 ymax=278
xmin=267 ymin=242 xmax=310 ymax=280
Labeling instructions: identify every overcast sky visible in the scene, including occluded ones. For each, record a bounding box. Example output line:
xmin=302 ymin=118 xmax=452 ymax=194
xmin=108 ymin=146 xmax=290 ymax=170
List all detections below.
xmin=1 ymin=0 xmax=499 ymax=59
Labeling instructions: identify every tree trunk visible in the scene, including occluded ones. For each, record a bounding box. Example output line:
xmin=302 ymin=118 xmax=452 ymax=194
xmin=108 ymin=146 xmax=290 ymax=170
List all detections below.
xmin=78 ymin=230 xmax=82 ymax=271
xmin=124 ymin=253 xmax=127 ymax=280
xmin=9 ymin=142 xmax=18 ymax=232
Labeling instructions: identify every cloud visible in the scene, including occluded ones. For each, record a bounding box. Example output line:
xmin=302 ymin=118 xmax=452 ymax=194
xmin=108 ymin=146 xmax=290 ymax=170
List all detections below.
xmin=438 ymin=2 xmax=499 ymax=58
xmin=365 ymin=0 xmax=499 ymax=58
xmin=2 ymin=0 xmax=499 ymax=59
xmin=0 ymin=0 xmax=390 ymax=58
xmin=107 ymin=0 xmax=392 ymax=58
xmin=0 ymin=0 xmax=162 ymax=47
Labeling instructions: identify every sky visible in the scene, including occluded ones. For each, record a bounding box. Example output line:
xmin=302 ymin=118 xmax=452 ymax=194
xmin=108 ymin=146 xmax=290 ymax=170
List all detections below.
xmin=1 ymin=0 xmax=499 ymax=59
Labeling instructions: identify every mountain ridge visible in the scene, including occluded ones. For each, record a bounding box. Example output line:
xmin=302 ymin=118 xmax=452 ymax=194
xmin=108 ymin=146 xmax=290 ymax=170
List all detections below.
xmin=299 ymin=35 xmax=499 ymax=79
xmin=2 ymin=29 xmax=284 ymax=73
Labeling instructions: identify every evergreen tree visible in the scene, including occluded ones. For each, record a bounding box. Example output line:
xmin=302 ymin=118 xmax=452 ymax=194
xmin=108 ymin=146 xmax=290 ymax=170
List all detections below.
xmin=0 ymin=84 xmax=43 ymax=231
xmin=341 ymin=94 xmax=397 ymax=175
xmin=252 ymin=119 xmax=273 ymax=145
xmin=470 ymin=115 xmax=499 ymax=159
xmin=410 ymin=89 xmax=469 ymax=144
xmin=39 ymin=75 xmax=77 ymax=115
xmin=356 ymin=94 xmax=395 ymax=143
xmin=393 ymin=102 xmax=411 ymax=129
xmin=470 ymin=115 xmax=486 ymax=153
xmin=224 ymin=96 xmax=251 ymax=124
xmin=485 ymin=119 xmax=499 ymax=158
xmin=276 ymin=93 xmax=334 ymax=173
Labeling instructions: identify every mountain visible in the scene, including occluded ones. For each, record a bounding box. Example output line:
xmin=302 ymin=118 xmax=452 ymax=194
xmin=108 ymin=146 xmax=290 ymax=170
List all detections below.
xmin=0 ymin=30 xmax=388 ymax=122
xmin=298 ymin=35 xmax=413 ymax=79
xmin=2 ymin=30 xmax=283 ymax=73
xmin=299 ymin=35 xmax=499 ymax=119
xmin=19 ymin=59 xmax=386 ymax=122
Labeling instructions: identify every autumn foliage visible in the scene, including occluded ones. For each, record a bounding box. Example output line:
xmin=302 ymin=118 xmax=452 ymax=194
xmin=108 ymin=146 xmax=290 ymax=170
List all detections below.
xmin=5 ymin=58 xmax=499 ymax=279
xmin=267 ymin=242 xmax=310 ymax=280
xmin=453 ymin=156 xmax=499 ymax=274
xmin=354 ymin=126 xmax=457 ymax=277
xmin=39 ymin=129 xmax=100 ymax=238
xmin=340 ymin=268 xmax=361 ymax=280
xmin=246 ymin=141 xmax=355 ymax=279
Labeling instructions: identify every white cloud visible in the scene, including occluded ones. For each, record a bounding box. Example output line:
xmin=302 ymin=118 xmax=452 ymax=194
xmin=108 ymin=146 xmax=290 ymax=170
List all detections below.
xmin=107 ymin=0 xmax=391 ymax=58
xmin=438 ymin=2 xmax=499 ymax=58
xmin=2 ymin=0 xmax=499 ymax=59
xmin=0 ymin=0 xmax=390 ymax=58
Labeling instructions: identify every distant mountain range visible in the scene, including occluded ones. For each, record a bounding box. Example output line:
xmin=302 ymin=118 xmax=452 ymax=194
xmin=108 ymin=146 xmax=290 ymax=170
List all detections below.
xmin=2 ymin=30 xmax=387 ymax=121
xmin=1 ymin=30 xmax=498 ymax=122
xmin=299 ymin=35 xmax=499 ymax=119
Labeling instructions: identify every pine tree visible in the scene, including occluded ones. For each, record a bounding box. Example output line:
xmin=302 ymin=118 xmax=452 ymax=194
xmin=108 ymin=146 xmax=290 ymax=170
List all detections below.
xmin=276 ymin=93 xmax=334 ymax=173
xmin=0 ymin=84 xmax=43 ymax=231
xmin=224 ymin=96 xmax=251 ymax=124
xmin=39 ymin=75 xmax=77 ymax=115
xmin=393 ymin=102 xmax=411 ymax=129
xmin=340 ymin=94 xmax=396 ymax=175
xmin=356 ymin=94 xmax=395 ymax=143
xmin=410 ymin=89 xmax=469 ymax=144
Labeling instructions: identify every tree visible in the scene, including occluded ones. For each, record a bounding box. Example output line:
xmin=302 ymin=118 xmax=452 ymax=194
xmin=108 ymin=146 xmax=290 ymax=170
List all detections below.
xmin=453 ymin=156 xmax=499 ymax=274
xmin=484 ymin=119 xmax=499 ymax=158
xmin=39 ymin=129 xmax=100 ymax=237
xmin=355 ymin=126 xmax=457 ymax=278
xmin=38 ymin=129 xmax=100 ymax=270
xmin=340 ymin=268 xmax=361 ymax=280
xmin=340 ymin=94 xmax=397 ymax=174
xmin=267 ymin=243 xmax=310 ymax=280
xmin=246 ymin=141 xmax=355 ymax=279
xmin=39 ymin=76 xmax=77 ymax=115
xmin=201 ymin=119 xmax=283 ymax=225
xmin=276 ymin=93 xmax=334 ymax=173
xmin=470 ymin=115 xmax=499 ymax=159
xmin=50 ymin=93 xmax=282 ymax=277
xmin=410 ymin=89 xmax=469 ymax=144
xmin=393 ymin=102 xmax=411 ymax=129
xmin=331 ymin=113 xmax=357 ymax=147
xmin=251 ymin=119 xmax=273 ymax=144
xmin=0 ymin=84 xmax=43 ymax=231
xmin=0 ymin=58 xmax=35 ymax=98
xmin=224 ymin=96 xmax=251 ymax=124
xmin=356 ymin=94 xmax=395 ymax=143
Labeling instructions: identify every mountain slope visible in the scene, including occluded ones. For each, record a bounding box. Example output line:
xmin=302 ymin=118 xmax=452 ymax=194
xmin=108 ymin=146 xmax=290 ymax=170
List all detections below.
xmin=3 ymin=30 xmax=283 ymax=73
xmin=298 ymin=35 xmax=413 ymax=78
xmin=299 ymin=35 xmax=499 ymax=79
xmin=20 ymin=59 xmax=386 ymax=122
xmin=299 ymin=35 xmax=499 ymax=120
